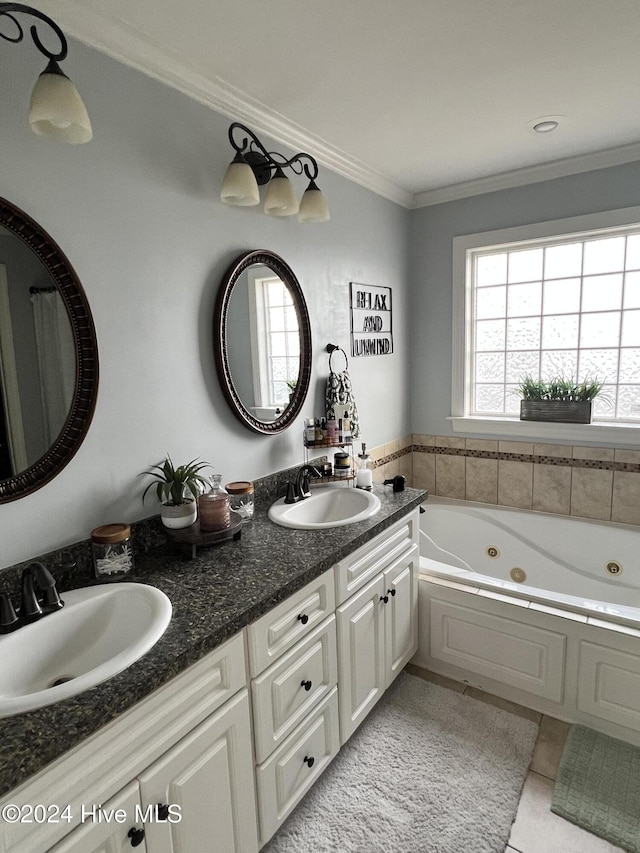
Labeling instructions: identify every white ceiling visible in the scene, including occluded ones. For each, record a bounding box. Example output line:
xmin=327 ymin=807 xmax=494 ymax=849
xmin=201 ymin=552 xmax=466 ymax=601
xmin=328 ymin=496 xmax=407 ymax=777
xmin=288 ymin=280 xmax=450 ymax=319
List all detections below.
xmin=33 ymin=0 xmax=640 ymax=207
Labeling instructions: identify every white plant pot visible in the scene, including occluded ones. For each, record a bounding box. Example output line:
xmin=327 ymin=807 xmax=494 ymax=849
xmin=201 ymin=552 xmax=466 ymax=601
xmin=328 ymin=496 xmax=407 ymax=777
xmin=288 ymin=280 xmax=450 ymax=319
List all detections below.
xmin=161 ymin=501 xmax=197 ymax=529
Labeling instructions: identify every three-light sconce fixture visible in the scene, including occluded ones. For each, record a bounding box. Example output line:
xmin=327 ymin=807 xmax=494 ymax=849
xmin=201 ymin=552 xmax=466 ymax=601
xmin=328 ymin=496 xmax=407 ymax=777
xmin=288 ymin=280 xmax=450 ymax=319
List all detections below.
xmin=221 ymin=122 xmax=330 ymax=223
xmin=0 ymin=3 xmax=92 ymax=143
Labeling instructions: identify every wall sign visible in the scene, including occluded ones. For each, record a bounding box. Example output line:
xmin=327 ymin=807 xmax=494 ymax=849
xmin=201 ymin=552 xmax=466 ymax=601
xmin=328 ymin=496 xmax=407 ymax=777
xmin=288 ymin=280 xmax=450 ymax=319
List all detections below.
xmin=350 ymin=282 xmax=393 ymax=356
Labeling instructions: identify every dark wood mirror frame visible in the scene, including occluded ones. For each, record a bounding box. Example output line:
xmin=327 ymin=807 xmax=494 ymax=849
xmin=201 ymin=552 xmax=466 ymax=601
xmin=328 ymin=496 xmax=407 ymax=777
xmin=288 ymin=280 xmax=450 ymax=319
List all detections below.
xmin=0 ymin=198 xmax=99 ymax=503
xmin=214 ymin=249 xmax=312 ymax=434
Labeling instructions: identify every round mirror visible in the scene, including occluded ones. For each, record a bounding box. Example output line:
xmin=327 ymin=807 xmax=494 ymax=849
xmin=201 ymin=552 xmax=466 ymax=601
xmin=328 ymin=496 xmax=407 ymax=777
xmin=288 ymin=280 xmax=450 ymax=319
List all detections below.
xmin=214 ymin=250 xmax=312 ymax=434
xmin=0 ymin=198 xmax=98 ymax=502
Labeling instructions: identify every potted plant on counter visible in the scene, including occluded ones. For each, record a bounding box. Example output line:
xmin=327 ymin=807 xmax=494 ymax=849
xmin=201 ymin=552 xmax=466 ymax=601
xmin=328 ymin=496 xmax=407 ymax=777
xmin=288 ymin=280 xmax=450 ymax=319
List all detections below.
xmin=516 ymin=376 xmax=605 ymax=424
xmin=140 ymin=455 xmax=212 ymax=528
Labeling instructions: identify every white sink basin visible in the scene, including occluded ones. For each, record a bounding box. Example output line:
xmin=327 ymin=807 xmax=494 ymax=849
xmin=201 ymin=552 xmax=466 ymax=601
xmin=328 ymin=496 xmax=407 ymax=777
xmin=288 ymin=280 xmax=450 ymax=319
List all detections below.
xmin=0 ymin=583 xmax=172 ymax=717
xmin=269 ymin=486 xmax=381 ymax=529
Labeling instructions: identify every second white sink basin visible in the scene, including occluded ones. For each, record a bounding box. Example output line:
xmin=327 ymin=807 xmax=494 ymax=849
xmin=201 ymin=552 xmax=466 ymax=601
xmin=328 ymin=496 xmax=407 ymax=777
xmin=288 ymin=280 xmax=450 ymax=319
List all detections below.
xmin=269 ymin=486 xmax=381 ymax=529
xmin=0 ymin=582 xmax=172 ymax=717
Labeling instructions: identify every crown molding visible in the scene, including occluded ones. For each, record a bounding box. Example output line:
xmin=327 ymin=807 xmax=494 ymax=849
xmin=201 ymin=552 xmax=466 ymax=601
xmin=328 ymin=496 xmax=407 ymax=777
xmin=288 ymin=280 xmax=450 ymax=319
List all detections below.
xmin=412 ymin=141 xmax=640 ymax=208
xmin=38 ymin=1 xmax=413 ymax=208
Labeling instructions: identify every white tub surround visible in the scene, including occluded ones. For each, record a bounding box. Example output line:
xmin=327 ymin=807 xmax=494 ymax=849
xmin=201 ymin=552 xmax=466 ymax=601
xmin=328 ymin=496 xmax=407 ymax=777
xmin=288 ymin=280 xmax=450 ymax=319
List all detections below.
xmin=415 ymin=497 xmax=640 ymax=746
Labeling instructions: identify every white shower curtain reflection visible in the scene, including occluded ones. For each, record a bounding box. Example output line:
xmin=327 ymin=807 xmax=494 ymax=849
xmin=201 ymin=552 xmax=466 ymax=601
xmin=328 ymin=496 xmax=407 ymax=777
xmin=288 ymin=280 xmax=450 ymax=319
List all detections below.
xmin=31 ymin=289 xmax=75 ymax=445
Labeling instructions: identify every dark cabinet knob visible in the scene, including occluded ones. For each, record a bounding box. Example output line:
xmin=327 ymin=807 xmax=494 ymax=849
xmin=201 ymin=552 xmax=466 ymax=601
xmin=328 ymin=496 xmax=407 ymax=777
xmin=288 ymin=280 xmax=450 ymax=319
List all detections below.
xmin=387 ymin=588 xmax=396 ymax=597
xmin=303 ymin=755 xmax=315 ymax=768
xmin=300 ymin=679 xmax=312 ymax=691
xmin=380 ymin=594 xmax=389 ymax=604
xmin=156 ymin=803 xmax=170 ymax=821
xmin=128 ymin=827 xmax=145 ymax=847
xmin=297 ymin=613 xmax=309 ymax=625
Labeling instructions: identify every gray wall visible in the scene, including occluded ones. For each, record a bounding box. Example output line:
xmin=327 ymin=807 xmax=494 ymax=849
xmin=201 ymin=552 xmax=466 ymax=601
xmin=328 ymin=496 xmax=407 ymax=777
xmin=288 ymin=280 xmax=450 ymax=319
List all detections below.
xmin=408 ymin=162 xmax=640 ymax=437
xmin=0 ymin=40 xmax=411 ymax=568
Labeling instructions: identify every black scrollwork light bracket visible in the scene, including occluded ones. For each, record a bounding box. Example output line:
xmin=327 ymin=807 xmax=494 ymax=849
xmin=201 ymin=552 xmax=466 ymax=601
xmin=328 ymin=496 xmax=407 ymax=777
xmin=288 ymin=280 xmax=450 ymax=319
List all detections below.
xmin=0 ymin=3 xmax=68 ymax=71
xmin=228 ymin=122 xmax=320 ymax=186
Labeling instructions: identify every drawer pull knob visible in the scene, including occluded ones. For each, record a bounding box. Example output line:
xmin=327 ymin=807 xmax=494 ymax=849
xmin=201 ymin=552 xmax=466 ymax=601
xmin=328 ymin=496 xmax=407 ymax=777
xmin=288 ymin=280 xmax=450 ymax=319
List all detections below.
xmin=156 ymin=803 xmax=170 ymax=821
xmin=387 ymin=588 xmax=396 ymax=597
xmin=303 ymin=755 xmax=315 ymax=768
xmin=300 ymin=679 xmax=312 ymax=691
xmin=128 ymin=827 xmax=146 ymax=847
xmin=380 ymin=594 xmax=389 ymax=604
xmin=297 ymin=613 xmax=309 ymax=625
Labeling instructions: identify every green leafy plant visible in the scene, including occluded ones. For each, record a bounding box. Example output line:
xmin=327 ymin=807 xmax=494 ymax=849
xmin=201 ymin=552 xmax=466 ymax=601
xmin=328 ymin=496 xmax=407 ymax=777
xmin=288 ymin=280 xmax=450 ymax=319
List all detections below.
xmin=140 ymin=455 xmax=212 ymax=506
xmin=286 ymin=379 xmax=298 ymax=392
xmin=515 ymin=375 xmax=604 ymax=402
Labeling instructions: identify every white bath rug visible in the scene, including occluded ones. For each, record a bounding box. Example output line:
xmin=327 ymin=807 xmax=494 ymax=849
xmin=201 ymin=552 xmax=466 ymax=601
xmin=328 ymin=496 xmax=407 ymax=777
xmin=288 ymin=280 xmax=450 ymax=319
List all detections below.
xmin=263 ymin=671 xmax=538 ymax=853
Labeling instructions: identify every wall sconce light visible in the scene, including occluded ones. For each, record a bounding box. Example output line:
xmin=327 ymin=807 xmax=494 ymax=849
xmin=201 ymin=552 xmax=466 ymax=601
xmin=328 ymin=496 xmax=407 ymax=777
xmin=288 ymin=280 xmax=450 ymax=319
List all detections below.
xmin=221 ymin=122 xmax=330 ymax=223
xmin=0 ymin=3 xmax=92 ymax=143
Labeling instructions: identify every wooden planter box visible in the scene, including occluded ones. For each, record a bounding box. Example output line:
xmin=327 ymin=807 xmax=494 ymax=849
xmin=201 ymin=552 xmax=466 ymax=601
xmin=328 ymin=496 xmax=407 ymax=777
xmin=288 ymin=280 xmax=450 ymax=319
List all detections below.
xmin=520 ymin=400 xmax=592 ymax=424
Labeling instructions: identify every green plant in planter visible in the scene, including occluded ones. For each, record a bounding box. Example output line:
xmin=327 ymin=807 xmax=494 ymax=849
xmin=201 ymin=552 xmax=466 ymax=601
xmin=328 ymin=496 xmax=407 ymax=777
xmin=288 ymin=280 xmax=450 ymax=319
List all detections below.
xmin=140 ymin=455 xmax=212 ymax=506
xmin=516 ymin=376 xmax=604 ymax=402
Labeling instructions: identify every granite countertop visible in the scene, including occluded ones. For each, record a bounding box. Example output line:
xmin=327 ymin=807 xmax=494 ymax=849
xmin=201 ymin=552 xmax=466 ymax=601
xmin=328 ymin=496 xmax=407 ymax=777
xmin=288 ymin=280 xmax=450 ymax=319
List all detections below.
xmin=0 ymin=485 xmax=426 ymax=797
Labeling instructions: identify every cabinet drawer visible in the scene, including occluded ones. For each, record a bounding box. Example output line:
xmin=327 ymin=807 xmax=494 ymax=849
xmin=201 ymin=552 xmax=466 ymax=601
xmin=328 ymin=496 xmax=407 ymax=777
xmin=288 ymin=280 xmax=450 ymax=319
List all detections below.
xmin=247 ymin=569 xmax=335 ymax=677
xmin=256 ymin=687 xmax=340 ymax=845
xmin=335 ymin=509 xmax=419 ymax=604
xmin=252 ymin=615 xmax=337 ymax=763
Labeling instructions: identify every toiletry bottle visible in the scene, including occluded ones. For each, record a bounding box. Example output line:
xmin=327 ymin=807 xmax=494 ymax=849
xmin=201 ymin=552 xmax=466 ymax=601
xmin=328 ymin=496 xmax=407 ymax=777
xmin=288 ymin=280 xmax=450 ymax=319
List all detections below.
xmin=198 ymin=474 xmax=230 ymax=531
xmin=305 ymin=418 xmax=316 ymax=446
xmin=356 ymin=443 xmax=373 ymax=490
xmin=315 ymin=418 xmax=324 ymax=445
xmin=342 ymin=408 xmax=352 ymax=443
xmin=327 ymin=416 xmax=338 ymax=444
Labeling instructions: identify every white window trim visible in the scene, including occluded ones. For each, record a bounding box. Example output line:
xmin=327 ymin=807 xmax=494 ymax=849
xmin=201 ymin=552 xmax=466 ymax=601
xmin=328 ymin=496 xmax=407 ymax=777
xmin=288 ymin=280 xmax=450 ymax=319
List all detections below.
xmin=451 ymin=205 xmax=640 ymax=447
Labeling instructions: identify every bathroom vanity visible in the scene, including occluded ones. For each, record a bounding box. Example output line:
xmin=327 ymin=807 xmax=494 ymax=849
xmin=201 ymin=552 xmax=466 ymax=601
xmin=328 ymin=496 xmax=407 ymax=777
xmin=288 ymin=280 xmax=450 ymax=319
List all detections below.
xmin=0 ymin=486 xmax=424 ymax=853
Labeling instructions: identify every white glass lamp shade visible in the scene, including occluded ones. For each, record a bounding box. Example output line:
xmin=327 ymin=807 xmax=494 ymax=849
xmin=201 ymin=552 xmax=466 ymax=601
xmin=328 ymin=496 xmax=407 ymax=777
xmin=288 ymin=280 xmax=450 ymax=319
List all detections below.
xmin=298 ymin=180 xmax=330 ymax=223
xmin=264 ymin=168 xmax=299 ymax=217
xmin=29 ymin=63 xmax=93 ymax=144
xmin=220 ymin=153 xmax=260 ymax=206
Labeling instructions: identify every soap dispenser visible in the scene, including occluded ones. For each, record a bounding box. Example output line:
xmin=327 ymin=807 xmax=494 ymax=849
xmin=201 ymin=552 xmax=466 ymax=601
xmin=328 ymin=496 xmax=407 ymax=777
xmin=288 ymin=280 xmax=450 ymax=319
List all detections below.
xmin=356 ymin=443 xmax=373 ymax=490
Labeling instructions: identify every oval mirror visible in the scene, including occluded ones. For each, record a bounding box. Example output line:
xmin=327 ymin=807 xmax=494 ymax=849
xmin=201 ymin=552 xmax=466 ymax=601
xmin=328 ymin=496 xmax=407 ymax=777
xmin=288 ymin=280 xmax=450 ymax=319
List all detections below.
xmin=0 ymin=198 xmax=98 ymax=502
xmin=214 ymin=250 xmax=312 ymax=434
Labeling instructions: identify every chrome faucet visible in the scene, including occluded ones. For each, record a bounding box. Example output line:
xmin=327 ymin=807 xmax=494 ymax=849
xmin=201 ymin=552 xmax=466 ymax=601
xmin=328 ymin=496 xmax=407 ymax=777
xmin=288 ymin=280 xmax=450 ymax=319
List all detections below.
xmin=284 ymin=465 xmax=321 ymax=503
xmin=19 ymin=562 xmax=64 ymax=623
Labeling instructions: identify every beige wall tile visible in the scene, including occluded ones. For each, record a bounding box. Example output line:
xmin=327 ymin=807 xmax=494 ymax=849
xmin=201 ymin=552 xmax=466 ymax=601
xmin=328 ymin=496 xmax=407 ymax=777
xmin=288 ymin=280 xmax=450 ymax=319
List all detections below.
xmin=570 ymin=468 xmax=613 ymax=520
xmin=398 ymin=434 xmax=413 ymax=450
xmin=499 ymin=440 xmax=534 ymax=455
xmin=435 ymin=435 xmax=466 ymax=449
xmin=368 ymin=444 xmax=385 ymax=463
xmin=413 ymin=434 xmax=435 ymax=447
xmin=573 ymin=445 xmax=614 ymax=462
xmin=534 ymin=443 xmax=572 ymax=458
xmin=384 ymin=439 xmax=401 ymax=457
xmin=498 ymin=460 xmax=533 ymax=508
xmin=435 ymin=454 xmax=465 ymax=498
xmin=413 ymin=450 xmax=435 ymax=493
xmin=611 ymin=471 xmax=640 ymax=525
xmin=532 ymin=464 xmax=571 ymax=515
xmin=395 ymin=451 xmax=413 ymax=485
xmin=465 ymin=438 xmax=498 ymax=452
xmin=614 ymin=449 xmax=640 ymax=464
xmin=465 ymin=457 xmax=498 ymax=504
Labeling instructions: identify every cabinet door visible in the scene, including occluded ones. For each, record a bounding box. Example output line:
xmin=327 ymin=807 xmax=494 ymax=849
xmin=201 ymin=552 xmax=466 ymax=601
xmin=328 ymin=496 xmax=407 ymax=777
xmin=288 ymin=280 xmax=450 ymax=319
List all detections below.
xmin=383 ymin=543 xmax=419 ymax=686
xmin=138 ymin=688 xmax=258 ymax=853
xmin=49 ymin=781 xmax=146 ymax=853
xmin=337 ymin=573 xmax=386 ymax=744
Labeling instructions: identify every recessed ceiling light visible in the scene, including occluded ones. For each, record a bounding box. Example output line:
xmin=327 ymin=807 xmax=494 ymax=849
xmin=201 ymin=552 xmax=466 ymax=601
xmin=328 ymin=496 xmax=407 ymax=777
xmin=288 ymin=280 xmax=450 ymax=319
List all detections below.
xmin=527 ymin=115 xmax=565 ymax=134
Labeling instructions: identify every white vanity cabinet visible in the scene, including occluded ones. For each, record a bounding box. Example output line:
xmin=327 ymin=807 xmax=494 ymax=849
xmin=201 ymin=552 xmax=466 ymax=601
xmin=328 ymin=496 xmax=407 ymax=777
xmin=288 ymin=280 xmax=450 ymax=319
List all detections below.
xmin=336 ymin=510 xmax=419 ymax=743
xmin=247 ymin=569 xmax=340 ymax=846
xmin=2 ymin=633 xmax=258 ymax=853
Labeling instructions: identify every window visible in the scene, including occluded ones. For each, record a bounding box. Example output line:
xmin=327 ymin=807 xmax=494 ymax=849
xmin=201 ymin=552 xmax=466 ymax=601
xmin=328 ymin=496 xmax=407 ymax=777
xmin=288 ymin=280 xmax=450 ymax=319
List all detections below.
xmin=248 ymin=271 xmax=300 ymax=409
xmin=451 ymin=207 xmax=640 ymax=441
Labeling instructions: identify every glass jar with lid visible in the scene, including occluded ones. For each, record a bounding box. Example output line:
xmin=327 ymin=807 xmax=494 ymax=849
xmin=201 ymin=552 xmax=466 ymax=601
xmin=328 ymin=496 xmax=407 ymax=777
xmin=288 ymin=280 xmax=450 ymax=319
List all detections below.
xmin=198 ymin=474 xmax=231 ymax=531
xmin=91 ymin=523 xmax=134 ymax=580
xmin=225 ymin=481 xmax=254 ymax=522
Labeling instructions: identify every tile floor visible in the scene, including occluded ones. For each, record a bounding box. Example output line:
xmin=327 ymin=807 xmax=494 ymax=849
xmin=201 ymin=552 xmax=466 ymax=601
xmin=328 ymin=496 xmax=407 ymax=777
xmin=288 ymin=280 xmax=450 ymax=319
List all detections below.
xmin=405 ymin=665 xmax=627 ymax=853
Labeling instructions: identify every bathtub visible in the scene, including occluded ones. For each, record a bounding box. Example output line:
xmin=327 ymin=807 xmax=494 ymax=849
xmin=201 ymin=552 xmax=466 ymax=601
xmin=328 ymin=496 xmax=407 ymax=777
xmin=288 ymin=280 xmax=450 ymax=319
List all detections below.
xmin=415 ymin=497 xmax=640 ymax=745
